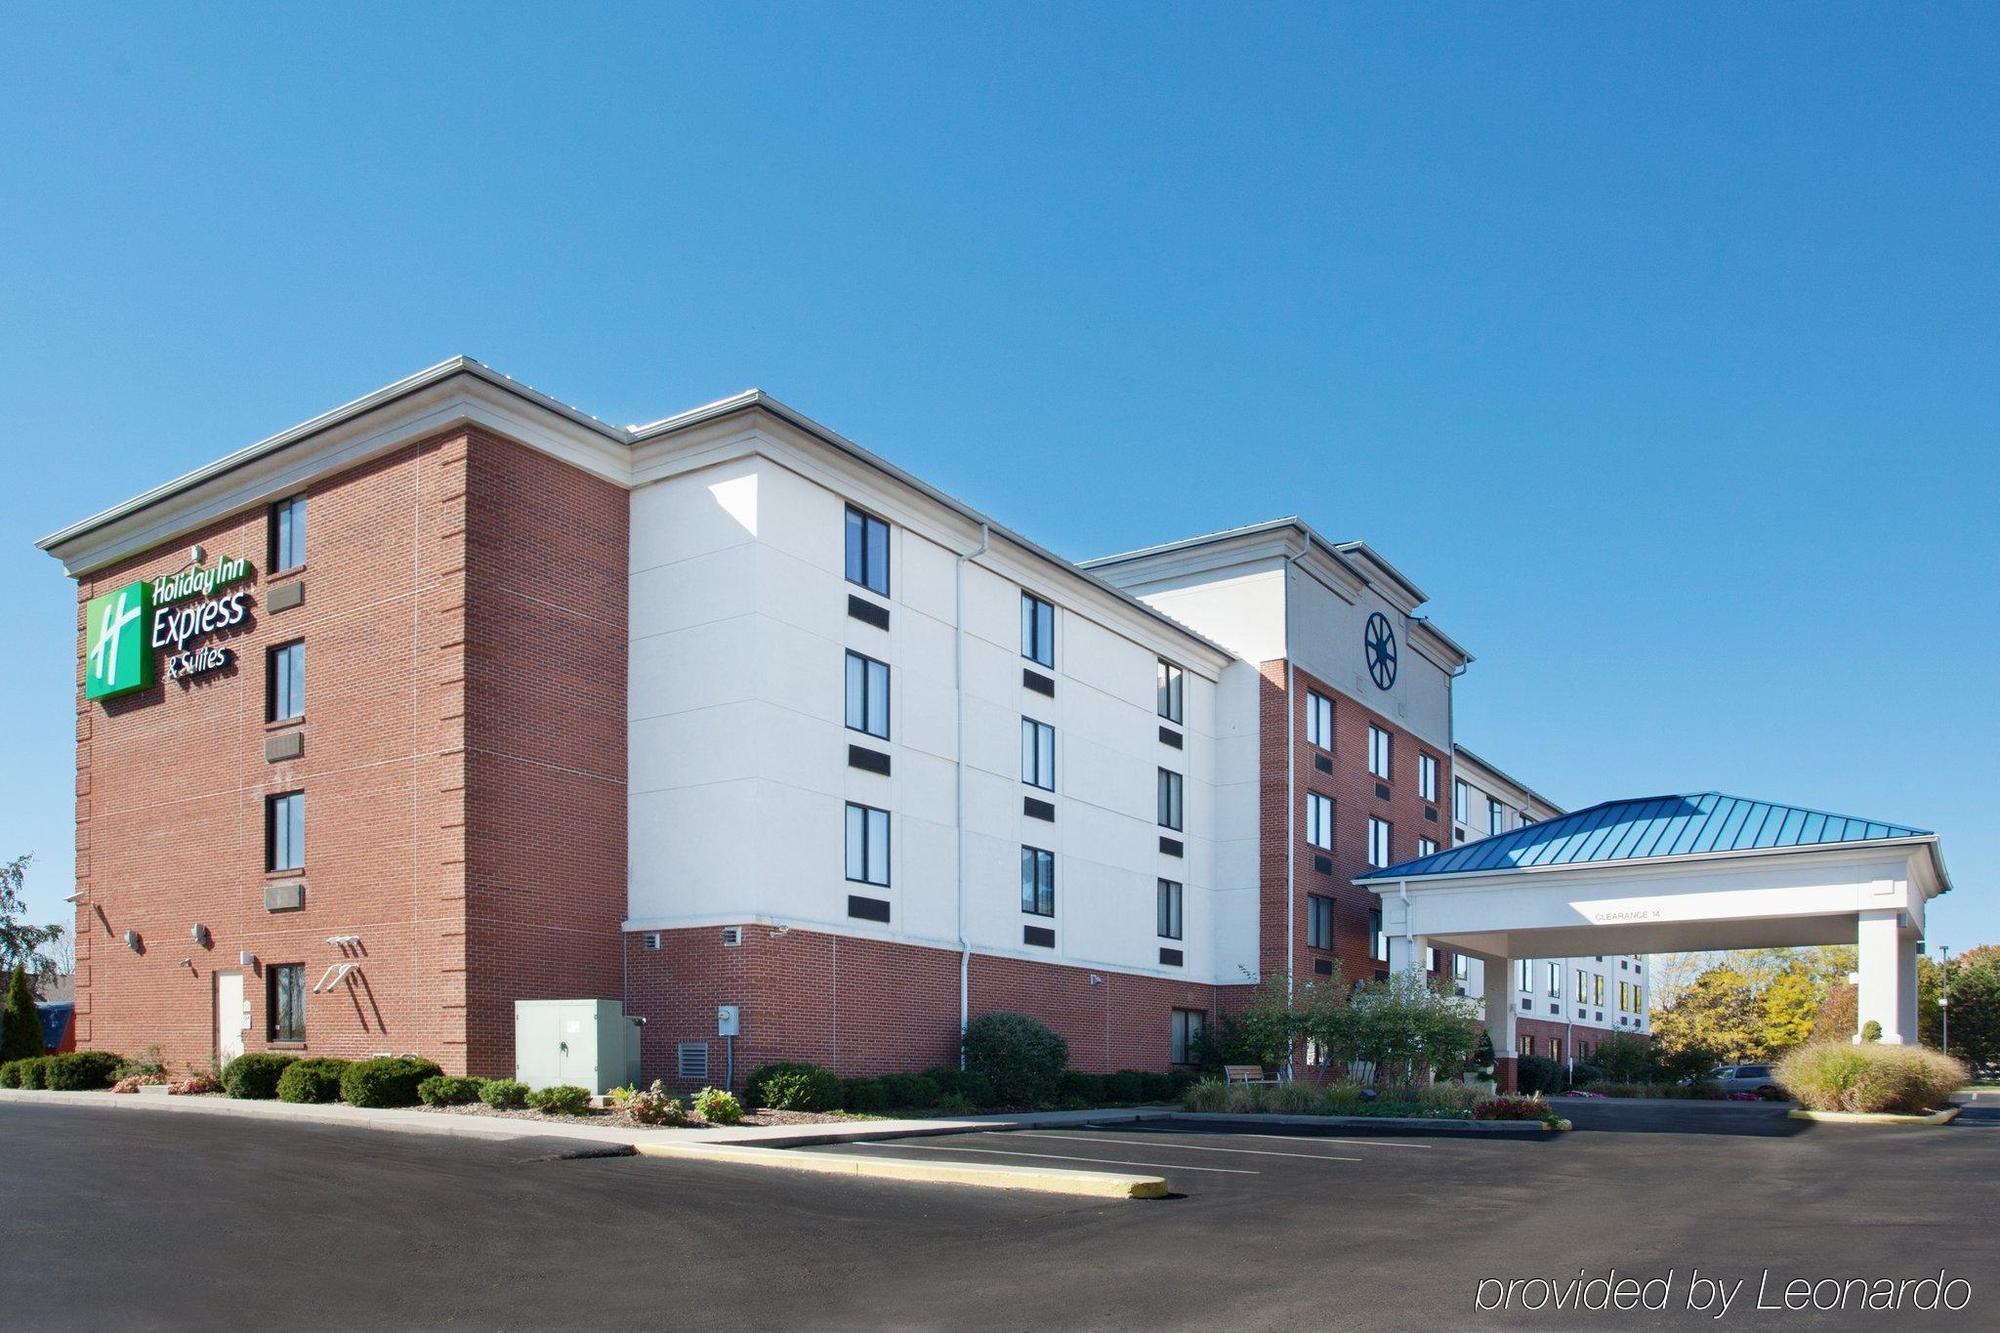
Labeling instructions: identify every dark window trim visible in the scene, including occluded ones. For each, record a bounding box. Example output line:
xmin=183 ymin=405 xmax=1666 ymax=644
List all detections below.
xmin=265 ymin=790 xmax=305 ymax=873
xmin=844 ymin=504 xmax=890 ymax=597
xmin=266 ymin=639 xmax=305 ymax=724
xmin=843 ymin=649 xmax=890 ymax=741
xmin=1020 ymin=591 xmax=1055 ymax=668
xmin=267 ymin=961 xmax=306 ymax=1043
xmin=1020 ymin=845 xmax=1055 ymax=917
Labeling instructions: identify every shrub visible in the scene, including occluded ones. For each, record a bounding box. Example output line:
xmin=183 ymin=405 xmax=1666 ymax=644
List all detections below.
xmin=1567 ymin=1063 xmax=1604 ymax=1090
xmin=15 ymin=1056 xmax=51 ymax=1089
xmin=416 ymin=1075 xmax=485 ymax=1107
xmin=45 ymin=1051 xmax=125 ymax=1091
xmin=221 ymin=1052 xmax=297 ymax=1100
xmin=525 ymin=1084 xmax=592 ymax=1115
xmin=963 ymin=1012 xmax=1067 ymax=1107
xmin=1104 ymin=1070 xmax=1146 ymax=1103
xmin=1860 ymin=1020 xmax=1883 ymax=1043
xmin=479 ymin=1078 xmax=529 ymax=1109
xmin=1592 ymin=1033 xmax=1654 ymax=1083
xmin=880 ymin=1072 xmax=941 ymax=1109
xmin=840 ymin=1076 xmax=888 ymax=1112
xmin=627 ymin=1081 xmax=688 ymax=1126
xmin=1058 ymin=1070 xmax=1107 ymax=1105
xmin=1581 ymin=1081 xmax=1649 ymax=1099
xmin=1679 ymin=1079 xmax=1724 ymax=1100
xmin=1515 ymin=1054 xmax=1563 ymax=1096
xmin=747 ymin=1062 xmax=842 ymax=1112
xmin=0 ymin=1060 xmax=21 ymax=1088
xmin=1141 ymin=1071 xmax=1180 ymax=1102
xmin=115 ymin=1046 xmax=167 ymax=1081
xmin=168 ymin=1073 xmax=222 ymax=1095
xmin=276 ymin=1058 xmax=349 ymax=1104
xmin=693 ymin=1086 xmax=743 ymax=1124
xmin=1473 ymin=1095 xmax=1552 ymax=1121
xmin=1182 ymin=1078 xmax=1229 ymax=1112
xmin=2 ymin=966 xmax=46 ymax=1062
xmin=1777 ymin=1042 xmax=1967 ymax=1115
xmin=340 ymin=1056 xmax=443 ymax=1109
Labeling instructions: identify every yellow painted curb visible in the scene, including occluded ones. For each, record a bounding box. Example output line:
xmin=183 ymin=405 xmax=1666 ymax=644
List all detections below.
xmin=631 ymin=1140 xmax=1167 ymax=1199
xmin=1787 ymin=1106 xmax=1961 ymax=1126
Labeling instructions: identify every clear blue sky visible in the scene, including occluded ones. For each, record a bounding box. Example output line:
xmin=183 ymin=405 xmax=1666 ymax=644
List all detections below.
xmin=3 ymin=6 xmax=1994 ymax=952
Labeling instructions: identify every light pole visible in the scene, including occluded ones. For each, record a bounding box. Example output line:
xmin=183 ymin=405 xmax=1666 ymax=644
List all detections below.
xmin=1938 ymin=945 xmax=1952 ymax=1057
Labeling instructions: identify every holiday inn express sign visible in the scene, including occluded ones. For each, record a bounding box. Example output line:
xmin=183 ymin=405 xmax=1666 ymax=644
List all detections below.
xmin=84 ymin=555 xmax=255 ymax=700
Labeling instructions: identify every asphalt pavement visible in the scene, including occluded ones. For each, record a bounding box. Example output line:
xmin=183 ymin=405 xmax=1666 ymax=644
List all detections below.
xmin=4 ymin=1101 xmax=1995 ymax=1330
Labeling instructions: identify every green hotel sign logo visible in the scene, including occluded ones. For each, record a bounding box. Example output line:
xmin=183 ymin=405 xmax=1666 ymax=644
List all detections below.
xmin=85 ymin=555 xmax=256 ymax=702
xmin=85 ymin=581 xmax=154 ymax=699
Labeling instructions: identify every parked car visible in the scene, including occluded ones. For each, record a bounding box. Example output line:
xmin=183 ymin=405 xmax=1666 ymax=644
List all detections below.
xmin=1708 ymin=1063 xmax=1784 ymax=1099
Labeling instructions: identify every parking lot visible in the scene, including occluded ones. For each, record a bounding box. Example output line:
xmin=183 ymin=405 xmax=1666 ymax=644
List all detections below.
xmin=4 ymin=1102 xmax=1997 ymax=1329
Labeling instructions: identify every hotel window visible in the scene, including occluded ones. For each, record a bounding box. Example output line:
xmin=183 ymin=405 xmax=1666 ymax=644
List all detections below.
xmin=1520 ymin=1034 xmax=1536 ymax=1057
xmin=1157 ymin=660 xmax=1184 ymax=724
xmin=1425 ymin=947 xmax=1439 ymax=972
xmin=1367 ymin=726 xmax=1391 ymax=780
xmin=267 ymin=963 xmax=305 ymax=1043
xmin=1417 ymin=836 xmax=1437 ymax=858
xmin=1306 ymin=691 xmax=1333 ymax=749
xmin=1418 ymin=753 xmax=1437 ymax=802
xmin=1171 ymin=1008 xmax=1205 ymax=1065
xmin=1305 ymin=792 xmax=1333 ymax=850
xmin=844 ymin=803 xmax=890 ymax=886
xmin=1157 ymin=879 xmax=1183 ymax=940
xmin=1577 ymin=968 xmax=1589 ymax=1003
xmin=1369 ymin=909 xmax=1387 ymax=963
xmin=1453 ymin=953 xmax=1468 ymax=982
xmin=1488 ymin=798 xmax=1505 ymax=835
xmin=1020 ymin=592 xmax=1054 ymax=668
xmin=269 ymin=494 xmax=307 ymax=572
xmin=1307 ymin=894 xmax=1334 ymax=949
xmin=844 ymin=651 xmax=890 ymax=740
xmin=1520 ymin=814 xmax=1536 ymax=827
xmin=1515 ymin=959 xmax=1532 ymax=992
xmin=1367 ymin=816 xmax=1392 ymax=868
xmin=1546 ymin=961 xmax=1562 ymax=998
xmin=1021 ymin=718 xmax=1055 ymax=791
xmin=1593 ymin=974 xmax=1605 ymax=1005
xmin=1157 ymin=768 xmax=1183 ymax=831
xmin=267 ymin=640 xmax=305 ymax=723
xmin=266 ymin=791 xmax=304 ymax=872
xmin=1020 ymin=846 xmax=1055 ymax=917
xmin=1550 ymin=1038 xmax=1563 ymax=1064
xmin=844 ymin=505 xmax=889 ymax=596
xmin=1619 ymin=981 xmax=1632 ymax=1012
xmin=1454 ymin=780 xmax=1469 ymax=823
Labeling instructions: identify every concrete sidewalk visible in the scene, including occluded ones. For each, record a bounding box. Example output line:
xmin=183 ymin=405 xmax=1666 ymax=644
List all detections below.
xmin=0 ymin=1087 xmax=1165 ymax=1149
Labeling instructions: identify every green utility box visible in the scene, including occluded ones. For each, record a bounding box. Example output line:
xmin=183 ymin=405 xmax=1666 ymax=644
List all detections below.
xmin=514 ymin=999 xmax=643 ymax=1093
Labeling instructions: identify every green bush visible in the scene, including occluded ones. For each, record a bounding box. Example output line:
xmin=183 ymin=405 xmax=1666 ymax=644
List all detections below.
xmin=693 ymin=1086 xmax=743 ymax=1124
xmin=276 ymin=1058 xmax=349 ymax=1103
xmin=1 ymin=966 xmax=46 ymax=1063
xmin=1473 ymin=1094 xmax=1553 ymax=1121
xmin=963 ymin=1012 xmax=1067 ymax=1107
xmin=1515 ymin=1054 xmax=1562 ymax=1096
xmin=339 ymin=1056 xmax=443 ymax=1109
xmin=1592 ymin=1032 xmax=1654 ymax=1083
xmin=1567 ymin=1063 xmax=1604 ymax=1089
xmin=1776 ymin=1041 xmax=1967 ymax=1115
xmin=1182 ymin=1078 xmax=1229 ymax=1112
xmin=1860 ymin=1020 xmax=1883 ymax=1043
xmin=45 ymin=1051 xmax=126 ymax=1091
xmin=839 ymin=1076 xmax=887 ymax=1112
xmin=0 ymin=1060 xmax=23 ymax=1088
xmin=480 ymin=1078 xmax=529 ymax=1109
xmin=1140 ymin=1071 xmax=1180 ymax=1102
xmin=1104 ymin=1070 xmax=1145 ymax=1103
xmin=221 ymin=1052 xmax=297 ymax=1100
xmin=525 ymin=1084 xmax=592 ymax=1115
xmin=880 ymin=1072 xmax=941 ymax=1109
xmin=416 ymin=1075 xmax=485 ymax=1107
xmin=15 ymin=1056 xmax=51 ymax=1089
xmin=746 ymin=1061 xmax=842 ymax=1112
xmin=1058 ymin=1070 xmax=1107 ymax=1105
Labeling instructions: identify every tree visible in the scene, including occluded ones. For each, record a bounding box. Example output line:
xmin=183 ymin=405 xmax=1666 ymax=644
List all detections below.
xmin=1329 ymin=971 xmax=1481 ymax=1083
xmin=1760 ymin=965 xmax=1821 ymax=1054
xmin=0 ymin=855 xmax=65 ymax=984
xmin=1652 ymin=965 xmax=1762 ymax=1066
xmin=1810 ymin=982 xmax=1858 ymax=1045
xmin=2 ymin=964 xmax=46 ymax=1062
xmin=1593 ymin=1031 xmax=1654 ymax=1082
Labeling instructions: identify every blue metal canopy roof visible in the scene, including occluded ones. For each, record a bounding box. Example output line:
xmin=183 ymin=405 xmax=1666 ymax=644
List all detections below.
xmin=1359 ymin=793 xmax=1934 ymax=882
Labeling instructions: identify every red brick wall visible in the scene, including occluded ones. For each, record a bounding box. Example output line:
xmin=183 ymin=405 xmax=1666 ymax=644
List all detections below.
xmin=1257 ymin=658 xmax=1455 ymax=996
xmin=460 ymin=433 xmax=629 ymax=1076
xmin=626 ymin=925 xmax=1224 ymax=1090
xmin=67 ymin=429 xmax=629 ymax=1077
xmin=1514 ymin=1016 xmax=1647 ymax=1064
xmin=72 ymin=434 xmax=472 ymax=1071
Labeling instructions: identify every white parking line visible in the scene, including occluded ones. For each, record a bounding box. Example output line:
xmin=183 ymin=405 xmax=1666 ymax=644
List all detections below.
xmin=1013 ymin=1133 xmax=1359 ymax=1163
xmin=1108 ymin=1126 xmax=1437 ymax=1150
xmin=850 ymin=1141 xmax=1258 ymax=1174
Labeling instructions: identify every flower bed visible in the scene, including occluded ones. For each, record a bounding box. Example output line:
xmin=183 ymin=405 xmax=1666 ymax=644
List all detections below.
xmin=1182 ymin=1079 xmax=1482 ymax=1120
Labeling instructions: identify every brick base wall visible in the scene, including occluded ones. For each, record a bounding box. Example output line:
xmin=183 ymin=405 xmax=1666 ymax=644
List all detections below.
xmin=626 ymin=925 xmax=1231 ymax=1090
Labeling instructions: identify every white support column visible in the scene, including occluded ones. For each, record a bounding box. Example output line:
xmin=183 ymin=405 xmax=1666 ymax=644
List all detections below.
xmin=1899 ymin=934 xmax=1921 ymax=1046
xmin=1857 ymin=909 xmax=1911 ymax=1044
xmin=1388 ymin=932 xmax=1428 ymax=975
xmin=1485 ymin=963 xmax=1516 ymax=1052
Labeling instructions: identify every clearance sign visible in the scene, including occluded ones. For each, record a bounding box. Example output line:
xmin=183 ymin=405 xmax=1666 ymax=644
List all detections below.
xmin=84 ymin=556 xmax=255 ymax=701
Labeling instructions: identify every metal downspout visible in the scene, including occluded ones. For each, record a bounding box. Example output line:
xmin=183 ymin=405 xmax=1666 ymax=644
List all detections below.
xmin=955 ymin=522 xmax=990 ymax=1063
